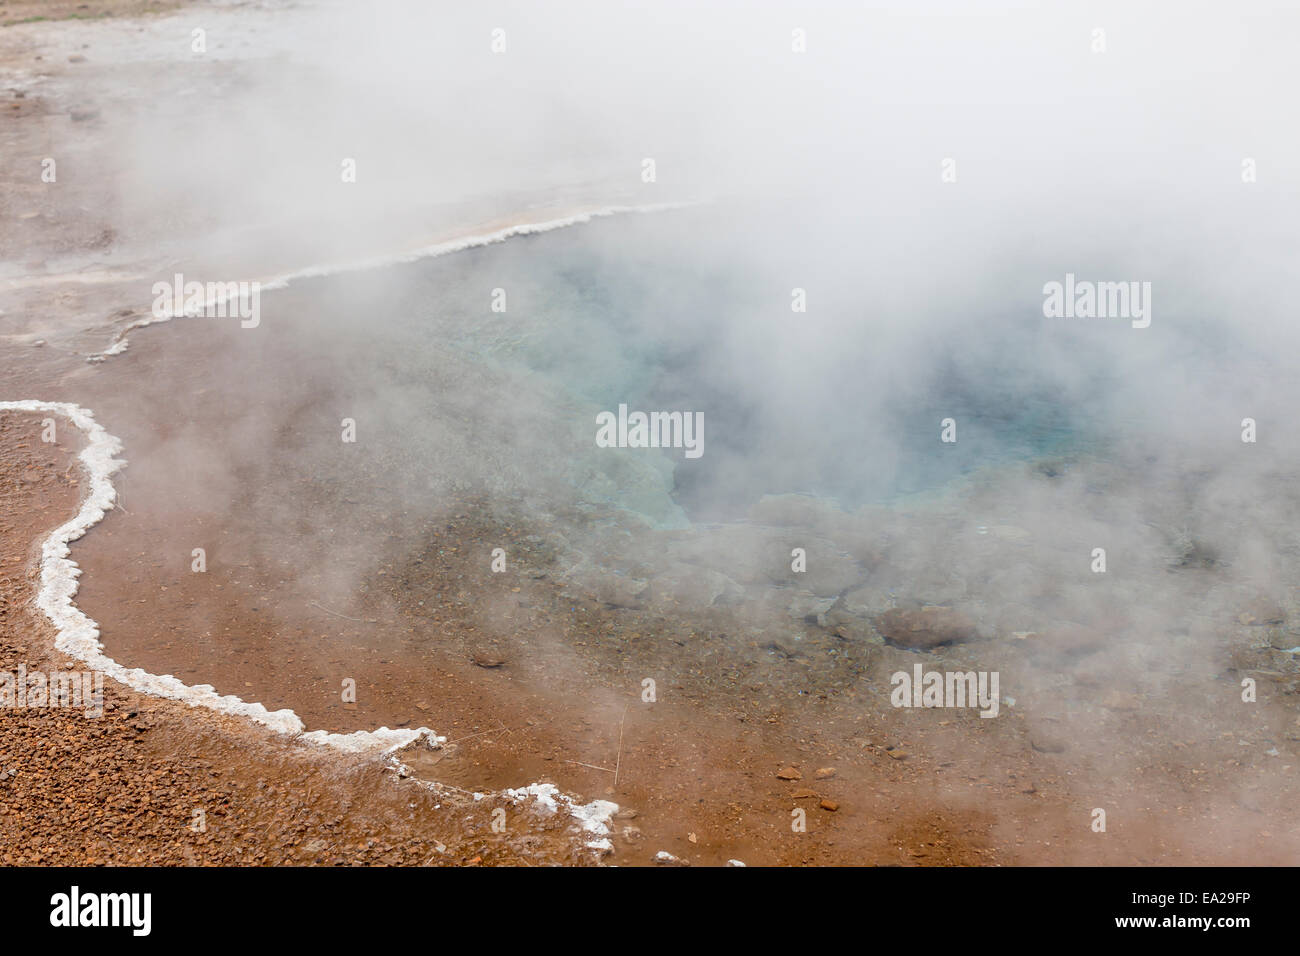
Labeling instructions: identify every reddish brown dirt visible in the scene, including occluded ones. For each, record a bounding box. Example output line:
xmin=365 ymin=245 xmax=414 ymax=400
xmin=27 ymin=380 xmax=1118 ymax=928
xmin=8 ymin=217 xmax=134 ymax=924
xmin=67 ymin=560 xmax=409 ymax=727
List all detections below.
xmin=2 ymin=1 xmax=1298 ymax=869
xmin=0 ymin=410 xmax=617 ymax=866
xmin=4 ymin=240 xmax=1297 ymax=868
xmin=49 ymin=312 xmax=1300 ymax=866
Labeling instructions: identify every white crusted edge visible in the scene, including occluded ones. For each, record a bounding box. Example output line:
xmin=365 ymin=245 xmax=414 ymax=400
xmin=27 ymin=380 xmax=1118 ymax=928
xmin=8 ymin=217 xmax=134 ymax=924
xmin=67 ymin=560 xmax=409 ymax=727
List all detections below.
xmin=1 ymin=202 xmax=688 ymax=824
xmin=95 ymin=201 xmax=702 ymax=359
xmin=5 ymin=398 xmax=625 ymax=857
xmin=502 ymin=783 xmax=620 ymax=853
xmin=0 ymin=399 xmax=438 ymax=755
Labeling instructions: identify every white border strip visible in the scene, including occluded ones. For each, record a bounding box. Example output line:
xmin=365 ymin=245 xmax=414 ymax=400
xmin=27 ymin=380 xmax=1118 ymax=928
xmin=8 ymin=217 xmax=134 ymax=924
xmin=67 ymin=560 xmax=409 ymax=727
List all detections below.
xmin=0 ymin=402 xmax=438 ymax=754
xmin=96 ymin=201 xmax=701 ymax=358
xmin=1 ymin=201 xmax=688 ymax=784
xmin=2 ymin=402 xmax=628 ymax=848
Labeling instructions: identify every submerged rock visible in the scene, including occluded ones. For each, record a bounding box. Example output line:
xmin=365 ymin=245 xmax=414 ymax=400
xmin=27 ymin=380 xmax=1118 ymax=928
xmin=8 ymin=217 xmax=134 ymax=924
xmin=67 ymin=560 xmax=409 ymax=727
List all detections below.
xmin=821 ymin=584 xmax=893 ymax=640
xmin=645 ymin=563 xmax=744 ymax=611
xmin=875 ymin=606 xmax=978 ymax=651
xmin=794 ymin=550 xmax=865 ymax=597
xmin=664 ymin=524 xmax=786 ymax=586
xmin=1238 ymin=602 xmax=1285 ymax=626
xmin=560 ymin=560 xmax=648 ymax=609
xmin=787 ymin=589 xmax=837 ymax=625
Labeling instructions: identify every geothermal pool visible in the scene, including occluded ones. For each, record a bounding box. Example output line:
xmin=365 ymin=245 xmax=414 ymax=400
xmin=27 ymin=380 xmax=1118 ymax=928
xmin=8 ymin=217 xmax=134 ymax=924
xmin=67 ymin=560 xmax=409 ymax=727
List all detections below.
xmin=65 ymin=201 xmax=1300 ymax=742
xmin=193 ymin=202 xmax=1112 ymax=530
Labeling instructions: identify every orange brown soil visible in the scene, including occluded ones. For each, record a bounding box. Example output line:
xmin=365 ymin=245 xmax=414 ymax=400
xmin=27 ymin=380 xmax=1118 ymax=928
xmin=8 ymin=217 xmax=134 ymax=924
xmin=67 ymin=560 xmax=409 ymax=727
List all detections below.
xmin=0 ymin=407 xmax=1007 ymax=866
xmin=12 ymin=356 xmax=1300 ymax=867
xmin=2 ymin=2 xmax=1298 ymax=870
xmin=0 ymin=410 xmax=613 ymax=866
xmin=3 ymin=192 xmax=1298 ymax=869
xmin=32 ymin=284 xmax=1292 ymax=868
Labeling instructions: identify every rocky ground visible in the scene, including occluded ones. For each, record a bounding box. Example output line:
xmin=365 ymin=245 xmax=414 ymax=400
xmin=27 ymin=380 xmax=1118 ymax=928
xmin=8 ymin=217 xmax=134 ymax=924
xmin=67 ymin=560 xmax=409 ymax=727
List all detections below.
xmin=2 ymin=1 xmax=1298 ymax=868
xmin=0 ymin=0 xmax=632 ymax=869
xmin=0 ymin=409 xmax=628 ymax=866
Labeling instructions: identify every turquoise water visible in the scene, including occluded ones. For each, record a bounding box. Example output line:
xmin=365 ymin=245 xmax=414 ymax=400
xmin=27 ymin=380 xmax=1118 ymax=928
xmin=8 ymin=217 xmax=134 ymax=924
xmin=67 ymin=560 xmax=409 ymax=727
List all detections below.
xmin=225 ymin=200 xmax=1283 ymax=536
xmin=270 ymin=204 xmax=1164 ymax=527
xmin=420 ymin=208 xmax=1105 ymax=521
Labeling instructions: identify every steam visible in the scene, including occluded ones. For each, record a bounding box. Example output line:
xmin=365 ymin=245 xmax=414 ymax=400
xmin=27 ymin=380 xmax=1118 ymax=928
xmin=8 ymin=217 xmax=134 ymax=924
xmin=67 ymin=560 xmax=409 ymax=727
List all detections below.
xmin=30 ymin=0 xmax=1300 ymax=861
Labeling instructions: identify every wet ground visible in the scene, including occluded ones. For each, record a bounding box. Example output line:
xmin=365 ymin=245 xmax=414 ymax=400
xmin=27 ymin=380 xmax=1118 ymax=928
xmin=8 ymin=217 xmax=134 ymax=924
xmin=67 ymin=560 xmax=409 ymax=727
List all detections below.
xmin=47 ymin=238 xmax=1300 ymax=864
xmin=3 ymin=0 xmax=1300 ymax=868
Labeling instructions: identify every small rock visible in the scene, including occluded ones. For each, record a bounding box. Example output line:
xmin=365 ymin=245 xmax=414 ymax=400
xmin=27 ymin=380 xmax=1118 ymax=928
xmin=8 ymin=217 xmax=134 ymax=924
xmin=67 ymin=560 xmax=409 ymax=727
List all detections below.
xmin=819 ymin=799 xmax=839 ymax=812
xmin=776 ymin=767 xmax=802 ymax=781
xmin=1238 ymin=604 xmax=1285 ymax=626
xmin=470 ymin=652 xmax=505 ymax=668
xmin=814 ymin=767 xmax=836 ymax=779
xmin=763 ymin=640 xmax=806 ymax=661
xmin=791 ymin=788 xmax=818 ymax=799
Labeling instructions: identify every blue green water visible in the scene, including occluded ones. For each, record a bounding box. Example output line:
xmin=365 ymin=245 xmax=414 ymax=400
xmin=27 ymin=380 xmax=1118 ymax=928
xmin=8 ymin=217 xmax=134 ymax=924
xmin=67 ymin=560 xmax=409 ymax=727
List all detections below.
xmin=423 ymin=206 xmax=1107 ymax=520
